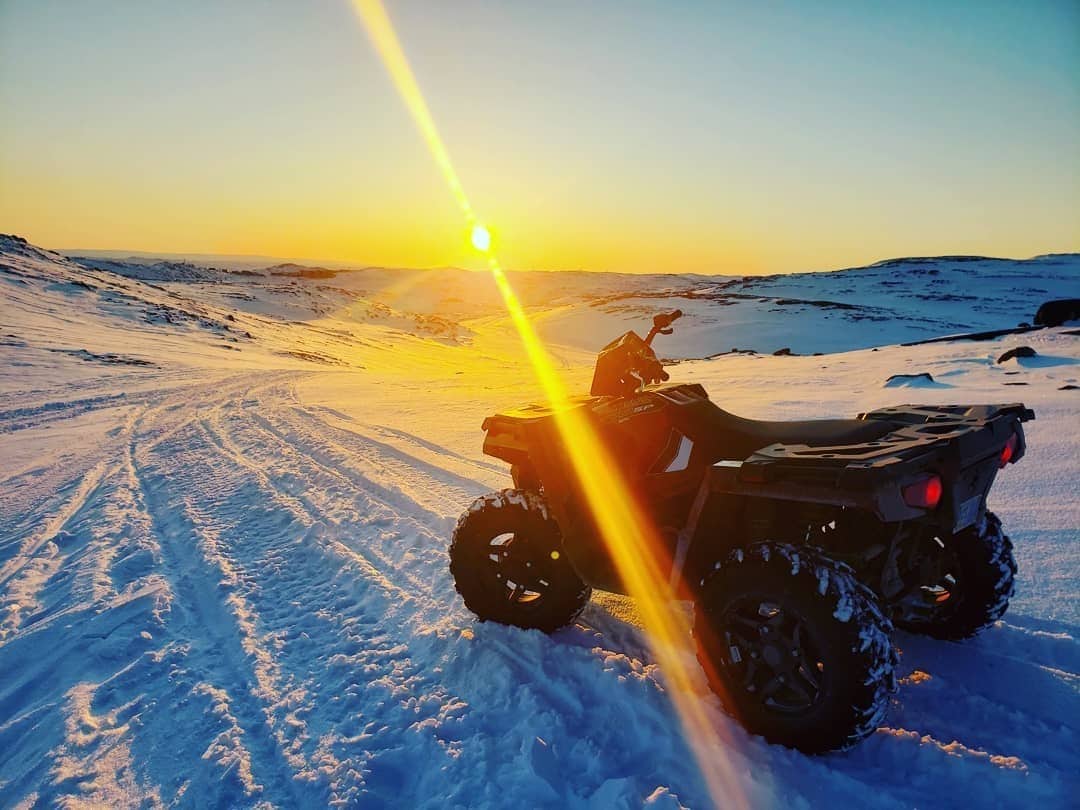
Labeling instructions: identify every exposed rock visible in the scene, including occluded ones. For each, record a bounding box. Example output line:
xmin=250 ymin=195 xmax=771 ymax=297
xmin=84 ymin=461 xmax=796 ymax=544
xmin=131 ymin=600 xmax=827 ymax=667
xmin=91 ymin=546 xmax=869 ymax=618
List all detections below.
xmin=773 ymin=297 xmax=858 ymax=311
xmin=267 ymin=263 xmax=337 ymax=279
xmin=902 ymin=324 xmax=1042 ymax=347
xmin=997 ymin=346 xmax=1037 ymax=363
xmin=46 ymin=347 xmax=157 ymax=367
xmin=884 ymin=372 xmax=935 ymax=387
xmin=1034 ymin=299 xmax=1080 ymax=327
xmin=277 ymin=349 xmax=351 ymax=366
xmin=772 ymin=347 xmax=795 ymax=356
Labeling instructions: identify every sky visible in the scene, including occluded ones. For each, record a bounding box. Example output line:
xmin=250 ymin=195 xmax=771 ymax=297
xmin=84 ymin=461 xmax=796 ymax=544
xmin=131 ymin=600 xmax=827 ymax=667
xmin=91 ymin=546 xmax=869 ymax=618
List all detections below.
xmin=1 ymin=0 xmax=1077 ymax=274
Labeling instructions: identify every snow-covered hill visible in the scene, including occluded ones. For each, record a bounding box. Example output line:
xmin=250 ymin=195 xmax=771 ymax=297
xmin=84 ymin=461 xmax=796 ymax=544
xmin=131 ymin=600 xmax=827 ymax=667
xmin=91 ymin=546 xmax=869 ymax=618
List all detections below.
xmin=1 ymin=235 xmax=1077 ymax=808
xmin=61 ymin=243 xmax=1080 ymax=358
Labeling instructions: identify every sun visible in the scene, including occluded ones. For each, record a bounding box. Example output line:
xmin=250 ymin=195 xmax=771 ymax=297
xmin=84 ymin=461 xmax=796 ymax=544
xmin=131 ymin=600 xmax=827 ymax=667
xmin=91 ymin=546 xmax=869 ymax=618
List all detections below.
xmin=470 ymin=224 xmax=491 ymax=252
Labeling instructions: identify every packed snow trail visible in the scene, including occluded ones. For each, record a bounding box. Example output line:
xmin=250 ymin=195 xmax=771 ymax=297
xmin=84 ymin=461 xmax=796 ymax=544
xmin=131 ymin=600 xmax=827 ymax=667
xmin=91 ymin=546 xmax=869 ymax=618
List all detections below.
xmin=2 ymin=366 xmax=1076 ymax=808
xmin=0 ymin=372 xmax=732 ymax=807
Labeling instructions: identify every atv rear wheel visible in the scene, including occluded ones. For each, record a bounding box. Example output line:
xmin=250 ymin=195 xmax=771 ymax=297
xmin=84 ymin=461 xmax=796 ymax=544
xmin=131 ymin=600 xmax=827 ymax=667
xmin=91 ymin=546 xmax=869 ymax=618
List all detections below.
xmin=449 ymin=489 xmax=591 ymax=633
xmin=694 ymin=543 xmax=896 ymax=753
xmin=895 ymin=511 xmax=1015 ymax=640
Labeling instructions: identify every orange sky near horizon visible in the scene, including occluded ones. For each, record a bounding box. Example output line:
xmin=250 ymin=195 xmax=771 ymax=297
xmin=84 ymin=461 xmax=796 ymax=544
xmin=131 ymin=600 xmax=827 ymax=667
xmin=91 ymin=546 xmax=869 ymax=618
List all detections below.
xmin=2 ymin=1 xmax=1077 ymax=275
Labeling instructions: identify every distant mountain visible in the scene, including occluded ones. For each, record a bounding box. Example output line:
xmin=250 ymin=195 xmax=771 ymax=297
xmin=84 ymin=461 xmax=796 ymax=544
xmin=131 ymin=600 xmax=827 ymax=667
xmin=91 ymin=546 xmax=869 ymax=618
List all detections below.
xmin=72 ymin=256 xmax=230 ymax=283
xmin=862 ymin=254 xmax=1080 ymax=270
xmin=4 ymin=234 xmax=1077 ymax=358
xmin=264 ymin=263 xmax=338 ymax=279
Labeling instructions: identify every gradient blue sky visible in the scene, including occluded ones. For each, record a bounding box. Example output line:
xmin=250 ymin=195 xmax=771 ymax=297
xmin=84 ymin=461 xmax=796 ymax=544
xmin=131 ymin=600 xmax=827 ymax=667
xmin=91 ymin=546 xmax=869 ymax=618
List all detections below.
xmin=1 ymin=0 xmax=1077 ymax=273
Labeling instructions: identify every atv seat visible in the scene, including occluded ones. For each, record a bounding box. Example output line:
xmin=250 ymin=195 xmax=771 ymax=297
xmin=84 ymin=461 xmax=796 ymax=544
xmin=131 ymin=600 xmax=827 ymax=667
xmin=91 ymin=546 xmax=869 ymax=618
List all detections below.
xmin=675 ymin=400 xmax=896 ymax=461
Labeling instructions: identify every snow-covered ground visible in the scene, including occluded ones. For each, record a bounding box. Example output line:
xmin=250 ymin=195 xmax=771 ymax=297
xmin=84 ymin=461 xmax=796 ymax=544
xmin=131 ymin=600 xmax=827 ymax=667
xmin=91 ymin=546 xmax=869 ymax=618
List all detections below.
xmin=1 ymin=235 xmax=1077 ymax=808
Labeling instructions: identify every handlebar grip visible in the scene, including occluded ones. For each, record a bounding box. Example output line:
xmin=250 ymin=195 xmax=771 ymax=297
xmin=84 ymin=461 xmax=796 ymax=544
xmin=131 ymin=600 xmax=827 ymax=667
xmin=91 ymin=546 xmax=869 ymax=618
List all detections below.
xmin=652 ymin=309 xmax=684 ymax=331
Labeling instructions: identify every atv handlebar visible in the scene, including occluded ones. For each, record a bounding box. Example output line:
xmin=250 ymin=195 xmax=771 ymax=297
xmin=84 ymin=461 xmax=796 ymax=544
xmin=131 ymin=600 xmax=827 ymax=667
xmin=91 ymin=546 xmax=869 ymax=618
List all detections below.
xmin=645 ymin=309 xmax=683 ymax=345
xmin=654 ymin=309 xmax=683 ymax=329
xmin=592 ymin=310 xmax=682 ymax=395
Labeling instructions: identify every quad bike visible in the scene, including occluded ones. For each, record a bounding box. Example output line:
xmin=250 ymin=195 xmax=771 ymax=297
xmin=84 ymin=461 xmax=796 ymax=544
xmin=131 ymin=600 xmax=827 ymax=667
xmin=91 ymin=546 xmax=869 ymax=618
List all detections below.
xmin=449 ymin=310 xmax=1033 ymax=752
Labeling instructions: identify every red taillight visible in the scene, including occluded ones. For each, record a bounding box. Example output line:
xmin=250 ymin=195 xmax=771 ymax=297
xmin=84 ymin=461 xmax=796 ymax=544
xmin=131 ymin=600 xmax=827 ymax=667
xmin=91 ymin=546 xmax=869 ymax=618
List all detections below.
xmin=903 ymin=475 xmax=943 ymax=509
xmin=999 ymin=433 xmax=1018 ymax=468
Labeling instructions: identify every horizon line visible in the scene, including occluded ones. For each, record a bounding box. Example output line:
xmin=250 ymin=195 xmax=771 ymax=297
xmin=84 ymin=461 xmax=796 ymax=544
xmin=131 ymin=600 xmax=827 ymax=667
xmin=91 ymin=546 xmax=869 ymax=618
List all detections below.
xmin=49 ymin=240 xmax=1080 ymax=279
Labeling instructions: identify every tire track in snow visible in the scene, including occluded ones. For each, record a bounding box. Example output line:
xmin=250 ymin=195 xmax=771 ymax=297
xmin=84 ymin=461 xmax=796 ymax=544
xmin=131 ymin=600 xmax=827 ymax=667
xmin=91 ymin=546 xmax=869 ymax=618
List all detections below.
xmin=130 ymin=393 xmax=325 ymax=806
xmin=303 ymin=404 xmax=506 ymax=477
xmin=128 ymin=377 xmax=477 ymax=805
xmin=0 ymin=459 xmax=113 ymax=592
xmin=0 ymin=399 xmax=150 ymax=637
xmin=273 ymin=382 xmax=487 ymax=523
xmin=221 ymin=410 xmax=451 ymax=605
xmin=0 ymin=392 xmax=134 ymax=434
xmin=1 ymin=396 xmax=177 ymax=806
xmin=193 ymin=373 xmax=460 ymax=615
xmin=882 ymin=627 xmax=1080 ymax=777
xmin=228 ymin=384 xmax=757 ymax=807
xmin=197 ymin=375 xmax=475 ymax=604
xmin=196 ymin=403 xmax=427 ymax=607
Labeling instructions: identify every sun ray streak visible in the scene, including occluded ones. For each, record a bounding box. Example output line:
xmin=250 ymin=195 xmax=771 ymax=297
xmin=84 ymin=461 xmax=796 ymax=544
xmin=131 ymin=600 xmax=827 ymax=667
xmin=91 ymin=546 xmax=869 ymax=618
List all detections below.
xmin=349 ymin=2 xmax=748 ymax=805
xmin=351 ymin=0 xmax=474 ymax=225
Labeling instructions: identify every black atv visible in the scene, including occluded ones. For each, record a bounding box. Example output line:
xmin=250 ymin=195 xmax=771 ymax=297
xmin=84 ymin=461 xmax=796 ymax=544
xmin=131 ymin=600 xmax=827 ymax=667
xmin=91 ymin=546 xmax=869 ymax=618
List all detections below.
xmin=450 ymin=310 xmax=1033 ymax=752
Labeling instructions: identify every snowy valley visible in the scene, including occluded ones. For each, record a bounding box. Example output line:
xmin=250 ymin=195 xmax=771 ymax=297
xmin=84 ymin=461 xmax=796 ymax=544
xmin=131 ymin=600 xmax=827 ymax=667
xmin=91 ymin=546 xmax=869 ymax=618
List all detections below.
xmin=1 ymin=235 xmax=1078 ymax=808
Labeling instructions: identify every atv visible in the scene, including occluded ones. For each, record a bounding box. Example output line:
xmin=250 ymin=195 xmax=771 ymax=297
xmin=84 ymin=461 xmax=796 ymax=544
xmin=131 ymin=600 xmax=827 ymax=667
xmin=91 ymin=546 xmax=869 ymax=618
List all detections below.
xmin=449 ymin=310 xmax=1033 ymax=752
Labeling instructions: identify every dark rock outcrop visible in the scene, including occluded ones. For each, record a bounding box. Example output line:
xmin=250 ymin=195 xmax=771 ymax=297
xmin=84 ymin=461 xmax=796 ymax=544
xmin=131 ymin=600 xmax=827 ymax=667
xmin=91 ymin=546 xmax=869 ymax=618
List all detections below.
xmin=885 ymin=372 xmax=934 ymax=385
xmin=1034 ymin=299 xmax=1080 ymax=327
xmin=997 ymin=346 xmax=1037 ymax=363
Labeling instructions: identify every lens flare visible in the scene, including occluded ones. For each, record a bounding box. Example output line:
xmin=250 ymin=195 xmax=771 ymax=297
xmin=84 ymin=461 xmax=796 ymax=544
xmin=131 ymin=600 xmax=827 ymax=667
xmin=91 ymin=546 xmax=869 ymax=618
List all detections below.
xmin=349 ymin=2 xmax=746 ymax=806
xmin=471 ymin=224 xmax=491 ymax=252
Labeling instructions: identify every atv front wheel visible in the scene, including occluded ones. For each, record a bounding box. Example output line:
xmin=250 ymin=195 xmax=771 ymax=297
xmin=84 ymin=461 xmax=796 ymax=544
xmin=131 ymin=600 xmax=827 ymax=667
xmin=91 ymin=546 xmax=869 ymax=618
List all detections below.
xmin=895 ymin=511 xmax=1016 ymax=640
xmin=449 ymin=489 xmax=591 ymax=632
xmin=694 ymin=543 xmax=897 ymax=753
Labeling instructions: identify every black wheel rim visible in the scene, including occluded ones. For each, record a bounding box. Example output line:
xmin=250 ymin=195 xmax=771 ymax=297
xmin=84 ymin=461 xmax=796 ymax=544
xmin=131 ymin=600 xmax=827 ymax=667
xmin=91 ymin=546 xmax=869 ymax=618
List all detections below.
xmin=716 ymin=598 xmax=825 ymax=715
xmin=486 ymin=532 xmax=553 ymax=606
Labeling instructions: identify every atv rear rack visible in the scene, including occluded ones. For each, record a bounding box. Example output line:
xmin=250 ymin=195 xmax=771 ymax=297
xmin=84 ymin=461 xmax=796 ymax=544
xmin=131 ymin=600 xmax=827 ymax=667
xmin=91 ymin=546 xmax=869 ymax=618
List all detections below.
xmin=737 ymin=402 xmax=1033 ymax=484
xmin=666 ymin=403 xmax=1034 ymax=588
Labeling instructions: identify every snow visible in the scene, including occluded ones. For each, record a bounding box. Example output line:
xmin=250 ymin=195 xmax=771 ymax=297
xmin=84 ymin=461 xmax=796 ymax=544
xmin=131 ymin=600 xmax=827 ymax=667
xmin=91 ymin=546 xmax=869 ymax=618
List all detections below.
xmin=1 ymin=234 xmax=1078 ymax=807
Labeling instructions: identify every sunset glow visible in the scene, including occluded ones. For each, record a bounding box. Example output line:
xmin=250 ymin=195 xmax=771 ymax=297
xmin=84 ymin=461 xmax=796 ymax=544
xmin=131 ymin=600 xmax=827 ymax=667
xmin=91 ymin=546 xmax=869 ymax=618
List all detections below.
xmin=2 ymin=3 xmax=1076 ymax=273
